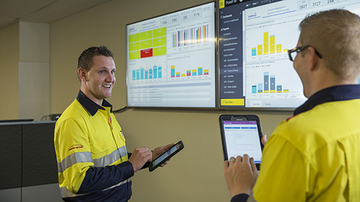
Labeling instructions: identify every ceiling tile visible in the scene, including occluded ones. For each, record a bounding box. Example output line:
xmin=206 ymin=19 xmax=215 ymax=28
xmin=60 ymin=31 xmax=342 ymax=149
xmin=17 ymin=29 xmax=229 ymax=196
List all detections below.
xmin=20 ymin=2 xmax=91 ymax=23
xmin=57 ymin=0 xmax=111 ymax=7
xmin=0 ymin=0 xmax=56 ymax=18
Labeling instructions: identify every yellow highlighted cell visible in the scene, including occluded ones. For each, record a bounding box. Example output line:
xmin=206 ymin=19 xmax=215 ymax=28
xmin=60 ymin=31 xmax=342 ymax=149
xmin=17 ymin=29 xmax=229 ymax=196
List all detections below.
xmin=221 ymin=99 xmax=245 ymax=106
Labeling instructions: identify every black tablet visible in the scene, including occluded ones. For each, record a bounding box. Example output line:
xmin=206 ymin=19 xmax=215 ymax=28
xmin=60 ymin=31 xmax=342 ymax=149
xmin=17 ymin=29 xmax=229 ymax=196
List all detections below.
xmin=149 ymin=141 xmax=184 ymax=172
xmin=219 ymin=115 xmax=263 ymax=170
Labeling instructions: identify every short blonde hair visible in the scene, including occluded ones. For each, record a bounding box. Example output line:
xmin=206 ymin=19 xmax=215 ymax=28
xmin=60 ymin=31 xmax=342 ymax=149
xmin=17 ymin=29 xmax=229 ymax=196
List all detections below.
xmin=299 ymin=9 xmax=360 ymax=81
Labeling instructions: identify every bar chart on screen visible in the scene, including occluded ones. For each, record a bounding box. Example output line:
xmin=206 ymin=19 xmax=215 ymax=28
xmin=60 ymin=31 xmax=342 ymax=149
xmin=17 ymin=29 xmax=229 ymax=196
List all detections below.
xmin=245 ymin=61 xmax=306 ymax=108
xmin=171 ymin=25 xmax=210 ymax=48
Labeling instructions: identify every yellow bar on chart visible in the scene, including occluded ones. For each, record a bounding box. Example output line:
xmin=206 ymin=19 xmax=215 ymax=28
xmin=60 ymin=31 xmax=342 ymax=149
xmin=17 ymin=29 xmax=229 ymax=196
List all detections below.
xmin=258 ymin=44 xmax=262 ymax=55
xmin=270 ymin=35 xmax=275 ymax=54
xmin=276 ymin=44 xmax=282 ymax=53
xmin=264 ymin=32 xmax=269 ymax=55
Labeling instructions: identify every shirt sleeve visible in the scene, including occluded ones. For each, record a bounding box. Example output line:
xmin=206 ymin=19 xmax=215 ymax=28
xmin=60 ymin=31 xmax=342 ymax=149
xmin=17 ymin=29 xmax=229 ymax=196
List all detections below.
xmin=231 ymin=194 xmax=249 ymax=202
xmin=77 ymin=161 xmax=134 ymax=194
xmin=252 ymin=134 xmax=310 ymax=201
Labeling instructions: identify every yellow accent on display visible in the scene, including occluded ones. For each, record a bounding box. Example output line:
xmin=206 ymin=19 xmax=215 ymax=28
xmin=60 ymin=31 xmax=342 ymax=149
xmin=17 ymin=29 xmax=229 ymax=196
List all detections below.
xmin=270 ymin=35 xmax=275 ymax=54
xmin=276 ymin=44 xmax=282 ymax=53
xmin=181 ymin=74 xmax=185 ymax=77
xmin=129 ymin=51 xmax=140 ymax=60
xmin=128 ymin=27 xmax=167 ymax=60
xmin=219 ymin=0 xmax=225 ymax=9
xmin=153 ymin=37 xmax=166 ymax=47
xmin=264 ymin=32 xmax=269 ymax=55
xmin=283 ymin=49 xmax=288 ymax=52
xmin=283 ymin=89 xmax=289 ymax=93
xmin=141 ymin=30 xmax=153 ymax=40
xmin=153 ymin=46 xmax=166 ymax=56
xmin=264 ymin=90 xmax=269 ymax=93
xmin=258 ymin=45 xmax=263 ymax=55
xmin=153 ymin=27 xmax=166 ymax=37
xmin=129 ymin=33 xmax=140 ymax=43
xmin=129 ymin=42 xmax=140 ymax=51
xmin=270 ymin=90 xmax=275 ymax=93
xmin=141 ymin=40 xmax=153 ymax=49
xmin=221 ymin=99 xmax=245 ymax=106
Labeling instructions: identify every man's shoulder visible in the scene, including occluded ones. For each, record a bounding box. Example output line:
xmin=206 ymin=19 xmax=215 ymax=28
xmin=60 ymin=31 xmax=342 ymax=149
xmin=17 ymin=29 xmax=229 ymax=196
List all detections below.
xmin=56 ymin=99 xmax=90 ymax=125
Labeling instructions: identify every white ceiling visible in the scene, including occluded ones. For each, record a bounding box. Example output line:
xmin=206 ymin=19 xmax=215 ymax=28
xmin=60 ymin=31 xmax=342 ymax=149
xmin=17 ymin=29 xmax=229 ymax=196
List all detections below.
xmin=0 ymin=0 xmax=112 ymax=30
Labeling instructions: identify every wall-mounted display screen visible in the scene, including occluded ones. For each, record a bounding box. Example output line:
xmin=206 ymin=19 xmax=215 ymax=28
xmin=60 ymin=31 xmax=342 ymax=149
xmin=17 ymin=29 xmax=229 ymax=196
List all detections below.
xmin=126 ymin=2 xmax=216 ymax=108
xmin=218 ymin=0 xmax=360 ymax=109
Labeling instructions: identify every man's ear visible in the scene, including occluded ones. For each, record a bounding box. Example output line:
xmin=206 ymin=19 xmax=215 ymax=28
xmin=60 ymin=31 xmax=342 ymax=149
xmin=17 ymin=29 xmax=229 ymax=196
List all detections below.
xmin=307 ymin=46 xmax=320 ymax=72
xmin=78 ymin=67 xmax=88 ymax=82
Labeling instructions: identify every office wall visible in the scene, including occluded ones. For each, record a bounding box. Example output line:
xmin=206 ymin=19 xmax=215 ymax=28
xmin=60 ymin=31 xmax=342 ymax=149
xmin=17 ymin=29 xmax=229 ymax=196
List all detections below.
xmin=0 ymin=22 xmax=49 ymax=121
xmin=49 ymin=0 xmax=293 ymax=201
xmin=0 ymin=23 xmax=19 ymax=120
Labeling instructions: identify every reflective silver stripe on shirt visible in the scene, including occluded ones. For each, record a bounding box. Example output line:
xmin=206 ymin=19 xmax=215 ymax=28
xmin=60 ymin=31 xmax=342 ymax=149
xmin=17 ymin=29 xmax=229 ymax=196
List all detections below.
xmin=93 ymin=145 xmax=128 ymax=167
xmin=58 ymin=145 xmax=127 ymax=173
xmin=58 ymin=152 xmax=93 ymax=173
xmin=60 ymin=178 xmax=132 ymax=198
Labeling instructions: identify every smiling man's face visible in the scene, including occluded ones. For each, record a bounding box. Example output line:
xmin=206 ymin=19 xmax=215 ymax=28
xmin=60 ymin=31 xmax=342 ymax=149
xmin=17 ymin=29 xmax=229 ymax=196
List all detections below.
xmin=80 ymin=55 xmax=116 ymax=105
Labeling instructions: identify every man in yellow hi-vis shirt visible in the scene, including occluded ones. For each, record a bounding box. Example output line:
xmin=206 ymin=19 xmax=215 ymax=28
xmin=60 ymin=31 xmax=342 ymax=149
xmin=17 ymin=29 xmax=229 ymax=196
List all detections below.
xmin=54 ymin=46 xmax=173 ymax=202
xmin=223 ymin=9 xmax=360 ymax=202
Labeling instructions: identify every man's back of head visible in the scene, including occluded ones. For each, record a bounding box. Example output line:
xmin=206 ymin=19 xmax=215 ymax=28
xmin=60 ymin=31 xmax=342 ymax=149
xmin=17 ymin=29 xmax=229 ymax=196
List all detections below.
xmin=299 ymin=9 xmax=360 ymax=82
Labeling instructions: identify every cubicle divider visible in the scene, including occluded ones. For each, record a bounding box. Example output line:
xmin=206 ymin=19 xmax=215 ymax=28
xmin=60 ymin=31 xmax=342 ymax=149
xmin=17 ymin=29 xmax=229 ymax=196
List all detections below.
xmin=0 ymin=121 xmax=62 ymax=202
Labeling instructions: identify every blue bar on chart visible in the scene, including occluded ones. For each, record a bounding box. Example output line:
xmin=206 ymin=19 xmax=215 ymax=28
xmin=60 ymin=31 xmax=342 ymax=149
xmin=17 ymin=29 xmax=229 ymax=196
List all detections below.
xmin=264 ymin=72 xmax=269 ymax=93
xmin=270 ymin=75 xmax=275 ymax=93
xmin=277 ymin=85 xmax=282 ymax=93
xmin=258 ymin=83 xmax=263 ymax=93
xmin=252 ymin=85 xmax=257 ymax=93
xmin=154 ymin=66 xmax=157 ymax=79
xmin=145 ymin=70 xmax=148 ymax=79
xmin=198 ymin=67 xmax=203 ymax=75
xmin=141 ymin=68 xmax=144 ymax=80
xmin=131 ymin=66 xmax=162 ymax=80
xmin=149 ymin=69 xmax=153 ymax=79
xmin=252 ymin=48 xmax=256 ymax=56
xmin=158 ymin=66 xmax=162 ymax=78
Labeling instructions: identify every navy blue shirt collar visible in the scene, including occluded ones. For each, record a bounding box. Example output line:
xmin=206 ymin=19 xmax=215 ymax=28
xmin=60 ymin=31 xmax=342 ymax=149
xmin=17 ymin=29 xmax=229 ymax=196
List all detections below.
xmin=294 ymin=85 xmax=360 ymax=116
xmin=76 ymin=90 xmax=113 ymax=116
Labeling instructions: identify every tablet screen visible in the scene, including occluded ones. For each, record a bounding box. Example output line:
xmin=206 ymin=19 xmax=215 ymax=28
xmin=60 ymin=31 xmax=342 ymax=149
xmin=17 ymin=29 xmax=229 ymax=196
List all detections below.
xmin=222 ymin=120 xmax=262 ymax=163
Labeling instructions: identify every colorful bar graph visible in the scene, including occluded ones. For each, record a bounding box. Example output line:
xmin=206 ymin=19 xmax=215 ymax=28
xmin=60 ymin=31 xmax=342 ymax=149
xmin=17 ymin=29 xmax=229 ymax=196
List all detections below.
xmin=132 ymin=66 xmax=162 ymax=80
xmin=251 ymin=73 xmax=289 ymax=94
xmin=172 ymin=25 xmax=209 ymax=47
xmin=170 ymin=65 xmax=209 ymax=78
xmin=252 ymin=32 xmax=289 ymax=56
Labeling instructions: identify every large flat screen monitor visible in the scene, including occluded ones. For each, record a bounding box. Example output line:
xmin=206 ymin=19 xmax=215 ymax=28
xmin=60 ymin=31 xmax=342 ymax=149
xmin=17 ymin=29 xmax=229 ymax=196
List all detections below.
xmin=126 ymin=2 xmax=216 ymax=108
xmin=218 ymin=0 xmax=360 ymax=109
